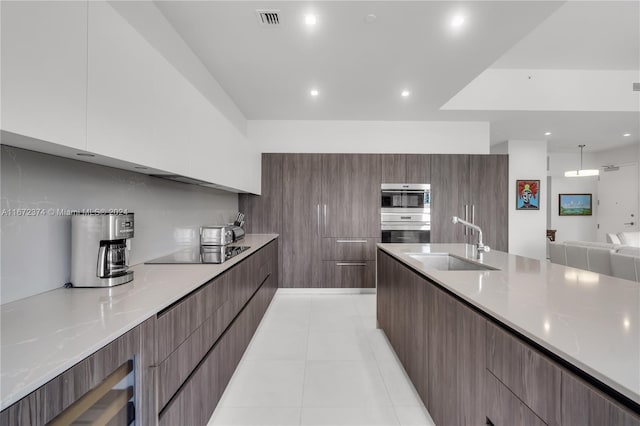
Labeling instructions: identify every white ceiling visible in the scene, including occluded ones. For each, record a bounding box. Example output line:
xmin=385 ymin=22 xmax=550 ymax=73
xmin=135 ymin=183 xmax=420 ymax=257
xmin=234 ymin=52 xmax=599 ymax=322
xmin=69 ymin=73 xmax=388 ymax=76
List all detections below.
xmin=156 ymin=1 xmax=640 ymax=153
xmin=493 ymin=1 xmax=640 ymax=70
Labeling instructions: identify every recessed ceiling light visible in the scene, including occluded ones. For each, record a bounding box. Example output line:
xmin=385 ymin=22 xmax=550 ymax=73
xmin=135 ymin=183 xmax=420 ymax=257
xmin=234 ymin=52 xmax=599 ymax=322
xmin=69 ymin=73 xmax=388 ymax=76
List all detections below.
xmin=401 ymin=90 xmax=410 ymax=97
xmin=76 ymin=153 xmax=95 ymax=157
xmin=544 ymin=132 xmax=552 ymax=136
xmin=305 ymin=14 xmax=317 ymax=26
xmin=310 ymin=89 xmax=319 ymax=97
xmin=451 ymin=14 xmax=465 ymax=29
xmin=623 ymin=133 xmax=631 ymax=137
xmin=364 ymin=14 xmax=377 ymax=23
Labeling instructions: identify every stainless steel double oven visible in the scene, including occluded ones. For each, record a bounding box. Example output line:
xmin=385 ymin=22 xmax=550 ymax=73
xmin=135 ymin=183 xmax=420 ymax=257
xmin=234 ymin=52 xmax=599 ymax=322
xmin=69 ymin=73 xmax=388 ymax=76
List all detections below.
xmin=380 ymin=183 xmax=430 ymax=243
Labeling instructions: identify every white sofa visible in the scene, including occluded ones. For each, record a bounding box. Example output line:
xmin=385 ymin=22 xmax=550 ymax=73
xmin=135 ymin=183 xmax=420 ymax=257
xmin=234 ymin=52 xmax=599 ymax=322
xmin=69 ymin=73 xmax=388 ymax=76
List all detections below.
xmin=549 ymin=240 xmax=640 ymax=282
xmin=618 ymin=231 xmax=640 ymax=247
xmin=606 ymin=231 xmax=640 ymax=247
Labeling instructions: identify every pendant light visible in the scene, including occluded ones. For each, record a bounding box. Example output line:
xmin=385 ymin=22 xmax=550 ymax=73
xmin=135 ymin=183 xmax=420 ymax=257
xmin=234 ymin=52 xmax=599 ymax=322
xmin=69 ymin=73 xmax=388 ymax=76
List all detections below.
xmin=564 ymin=144 xmax=599 ymax=177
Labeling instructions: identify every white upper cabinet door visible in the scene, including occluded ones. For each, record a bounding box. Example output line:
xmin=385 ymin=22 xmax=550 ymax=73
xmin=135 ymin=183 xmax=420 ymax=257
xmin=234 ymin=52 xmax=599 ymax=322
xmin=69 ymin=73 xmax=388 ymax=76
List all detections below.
xmin=1 ymin=1 xmax=88 ymax=150
xmin=86 ymin=1 xmax=185 ymax=175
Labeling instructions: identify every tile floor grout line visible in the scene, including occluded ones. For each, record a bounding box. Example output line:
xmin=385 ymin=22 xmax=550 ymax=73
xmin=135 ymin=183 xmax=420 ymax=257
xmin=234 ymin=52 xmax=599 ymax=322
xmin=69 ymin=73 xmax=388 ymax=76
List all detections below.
xmin=209 ymin=293 xmax=433 ymax=425
xmin=361 ymin=297 xmax=404 ymax=426
xmin=298 ymin=292 xmax=313 ymax=425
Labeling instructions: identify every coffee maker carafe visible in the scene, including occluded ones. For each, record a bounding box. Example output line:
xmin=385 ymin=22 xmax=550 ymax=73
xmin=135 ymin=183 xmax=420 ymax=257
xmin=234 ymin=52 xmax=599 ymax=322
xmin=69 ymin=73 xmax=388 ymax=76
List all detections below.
xmin=71 ymin=213 xmax=135 ymax=287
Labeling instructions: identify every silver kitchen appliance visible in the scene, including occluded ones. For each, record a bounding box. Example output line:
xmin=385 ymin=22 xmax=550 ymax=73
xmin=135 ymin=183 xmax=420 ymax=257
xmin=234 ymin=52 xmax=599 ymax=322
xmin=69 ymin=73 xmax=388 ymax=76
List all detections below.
xmin=200 ymin=225 xmax=245 ymax=246
xmin=381 ymin=184 xmax=431 ymax=243
xmin=146 ymin=222 xmax=248 ymax=265
xmin=71 ymin=213 xmax=135 ymax=287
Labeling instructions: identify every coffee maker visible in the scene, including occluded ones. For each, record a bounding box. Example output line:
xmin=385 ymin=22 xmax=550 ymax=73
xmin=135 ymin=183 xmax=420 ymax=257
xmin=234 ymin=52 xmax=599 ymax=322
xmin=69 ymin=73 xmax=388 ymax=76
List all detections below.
xmin=71 ymin=213 xmax=135 ymax=287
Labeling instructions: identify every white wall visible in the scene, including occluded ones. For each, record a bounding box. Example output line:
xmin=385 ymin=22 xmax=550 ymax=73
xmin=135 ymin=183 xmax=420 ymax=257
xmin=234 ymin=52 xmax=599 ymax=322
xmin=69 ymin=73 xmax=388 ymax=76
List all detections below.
xmin=1 ymin=146 xmax=238 ymax=304
xmin=549 ymin=177 xmax=598 ymax=242
xmin=249 ymin=120 xmax=490 ymax=154
xmin=547 ymin=143 xmax=640 ymax=243
xmin=108 ymin=1 xmax=247 ymax=135
xmin=493 ymin=140 xmax=548 ymax=260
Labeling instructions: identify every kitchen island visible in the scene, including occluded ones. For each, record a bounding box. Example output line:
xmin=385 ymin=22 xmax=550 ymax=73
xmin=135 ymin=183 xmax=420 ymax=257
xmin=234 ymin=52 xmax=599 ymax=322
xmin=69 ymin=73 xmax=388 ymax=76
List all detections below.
xmin=377 ymin=243 xmax=639 ymax=426
xmin=1 ymin=234 xmax=278 ymax=424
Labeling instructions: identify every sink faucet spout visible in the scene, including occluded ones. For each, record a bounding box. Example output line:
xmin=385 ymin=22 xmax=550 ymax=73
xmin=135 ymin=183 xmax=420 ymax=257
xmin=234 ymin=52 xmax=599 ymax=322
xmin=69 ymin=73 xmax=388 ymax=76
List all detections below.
xmin=451 ymin=216 xmax=490 ymax=253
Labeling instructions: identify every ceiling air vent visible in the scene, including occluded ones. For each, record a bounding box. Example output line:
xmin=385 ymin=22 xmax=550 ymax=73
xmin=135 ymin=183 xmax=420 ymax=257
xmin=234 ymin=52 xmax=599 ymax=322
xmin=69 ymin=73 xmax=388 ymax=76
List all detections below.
xmin=256 ymin=10 xmax=281 ymax=26
xmin=633 ymin=82 xmax=640 ymax=91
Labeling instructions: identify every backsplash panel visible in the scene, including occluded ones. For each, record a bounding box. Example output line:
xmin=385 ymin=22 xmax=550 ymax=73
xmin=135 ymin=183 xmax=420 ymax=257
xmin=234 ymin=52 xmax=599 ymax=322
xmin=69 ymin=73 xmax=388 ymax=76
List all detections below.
xmin=1 ymin=146 xmax=238 ymax=304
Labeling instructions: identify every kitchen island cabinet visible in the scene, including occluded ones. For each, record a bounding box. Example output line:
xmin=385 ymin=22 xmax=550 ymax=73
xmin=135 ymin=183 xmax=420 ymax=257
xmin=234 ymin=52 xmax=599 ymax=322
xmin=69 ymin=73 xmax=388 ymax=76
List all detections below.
xmin=378 ymin=249 xmax=485 ymax=425
xmin=377 ymin=243 xmax=640 ymax=426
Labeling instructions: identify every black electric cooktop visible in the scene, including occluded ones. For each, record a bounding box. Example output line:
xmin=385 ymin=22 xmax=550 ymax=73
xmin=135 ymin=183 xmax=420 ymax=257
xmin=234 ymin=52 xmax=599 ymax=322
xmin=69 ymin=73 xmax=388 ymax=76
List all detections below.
xmin=145 ymin=245 xmax=250 ymax=265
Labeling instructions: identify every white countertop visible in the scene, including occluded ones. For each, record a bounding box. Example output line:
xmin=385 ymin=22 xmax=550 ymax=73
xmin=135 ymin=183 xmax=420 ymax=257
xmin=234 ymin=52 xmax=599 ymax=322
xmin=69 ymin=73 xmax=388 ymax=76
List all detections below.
xmin=0 ymin=234 xmax=278 ymax=411
xmin=378 ymin=243 xmax=640 ymax=405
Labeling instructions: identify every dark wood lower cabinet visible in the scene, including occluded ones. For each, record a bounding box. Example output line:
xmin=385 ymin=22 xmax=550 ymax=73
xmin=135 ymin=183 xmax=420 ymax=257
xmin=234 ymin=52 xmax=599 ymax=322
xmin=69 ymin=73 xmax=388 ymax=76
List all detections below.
xmin=487 ymin=322 xmax=561 ymax=425
xmin=0 ymin=318 xmax=154 ymax=426
xmin=377 ymin=250 xmax=485 ymax=425
xmin=1 ymin=240 xmax=279 ymax=426
xmin=158 ymin=270 xmax=277 ymax=426
xmin=377 ymin=248 xmax=640 ymax=426
xmin=486 ymin=370 xmax=546 ymax=426
xmin=322 ymin=260 xmax=376 ymax=288
xmin=562 ymin=372 xmax=640 ymax=426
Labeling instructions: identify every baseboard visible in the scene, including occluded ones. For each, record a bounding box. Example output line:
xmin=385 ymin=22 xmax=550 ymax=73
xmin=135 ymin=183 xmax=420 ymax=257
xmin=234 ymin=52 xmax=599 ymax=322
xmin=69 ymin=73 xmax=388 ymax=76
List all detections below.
xmin=276 ymin=288 xmax=376 ymax=295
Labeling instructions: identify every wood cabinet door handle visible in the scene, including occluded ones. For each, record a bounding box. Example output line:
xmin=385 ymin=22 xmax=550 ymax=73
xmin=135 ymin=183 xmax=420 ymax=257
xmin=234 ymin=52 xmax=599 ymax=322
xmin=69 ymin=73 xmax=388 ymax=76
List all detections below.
xmin=336 ymin=240 xmax=367 ymax=243
xmin=336 ymin=262 xmax=367 ymax=266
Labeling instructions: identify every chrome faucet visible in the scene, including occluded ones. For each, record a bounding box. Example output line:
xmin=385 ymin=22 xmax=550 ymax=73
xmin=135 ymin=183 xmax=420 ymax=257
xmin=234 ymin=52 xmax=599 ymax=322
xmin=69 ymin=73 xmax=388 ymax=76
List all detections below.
xmin=451 ymin=216 xmax=490 ymax=254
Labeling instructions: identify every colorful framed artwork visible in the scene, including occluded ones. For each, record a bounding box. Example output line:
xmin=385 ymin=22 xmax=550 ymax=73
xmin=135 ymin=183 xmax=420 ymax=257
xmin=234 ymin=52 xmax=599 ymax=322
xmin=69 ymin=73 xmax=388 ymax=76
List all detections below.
xmin=516 ymin=180 xmax=540 ymax=210
xmin=559 ymin=193 xmax=593 ymax=216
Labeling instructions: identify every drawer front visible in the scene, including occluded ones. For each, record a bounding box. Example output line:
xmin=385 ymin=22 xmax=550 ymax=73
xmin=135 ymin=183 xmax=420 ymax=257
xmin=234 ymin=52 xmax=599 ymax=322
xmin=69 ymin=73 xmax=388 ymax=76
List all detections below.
xmin=0 ymin=326 xmax=140 ymax=426
xmin=322 ymin=260 xmax=376 ymax=288
xmin=159 ymin=274 xmax=276 ymax=426
xmin=486 ymin=371 xmax=546 ymax=426
xmin=157 ymin=274 xmax=228 ymax=362
xmin=562 ymin=371 xmax=640 ymax=426
xmin=321 ymin=238 xmax=378 ymax=261
xmin=486 ymin=322 xmax=561 ymax=425
xmin=157 ymin=296 xmax=233 ymax=409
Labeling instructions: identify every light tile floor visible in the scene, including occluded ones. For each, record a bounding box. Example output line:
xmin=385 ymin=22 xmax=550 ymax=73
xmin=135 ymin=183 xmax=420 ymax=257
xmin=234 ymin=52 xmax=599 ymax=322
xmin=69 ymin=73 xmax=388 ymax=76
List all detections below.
xmin=208 ymin=293 xmax=436 ymax=426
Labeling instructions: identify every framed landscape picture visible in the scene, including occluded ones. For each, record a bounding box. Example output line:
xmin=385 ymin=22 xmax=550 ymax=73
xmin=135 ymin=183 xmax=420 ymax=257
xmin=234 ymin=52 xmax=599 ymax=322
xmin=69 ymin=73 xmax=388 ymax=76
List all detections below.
xmin=516 ymin=180 xmax=540 ymax=210
xmin=559 ymin=193 xmax=593 ymax=216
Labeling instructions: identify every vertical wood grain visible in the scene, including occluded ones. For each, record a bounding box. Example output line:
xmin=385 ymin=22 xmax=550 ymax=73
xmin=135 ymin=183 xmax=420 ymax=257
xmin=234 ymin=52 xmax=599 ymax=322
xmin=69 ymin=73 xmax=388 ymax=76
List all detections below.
xmin=406 ymin=154 xmax=431 ymax=184
xmin=322 ymin=261 xmax=375 ymax=288
xmin=486 ymin=322 xmax=561 ymax=425
xmin=322 ymin=154 xmax=381 ymax=238
xmin=381 ymin=154 xmax=407 ymax=183
xmin=562 ymin=371 xmax=640 ymax=426
xmin=281 ymin=154 xmax=322 ymax=288
xmin=470 ymin=155 xmax=509 ymax=251
xmin=321 ymin=238 xmax=377 ymax=261
xmin=456 ymin=301 xmax=486 ymax=425
xmin=239 ymin=153 xmax=283 ymax=286
xmin=486 ymin=371 xmax=547 ymax=426
xmin=430 ymin=154 xmax=470 ymax=243
xmin=137 ymin=317 xmax=158 ymax=426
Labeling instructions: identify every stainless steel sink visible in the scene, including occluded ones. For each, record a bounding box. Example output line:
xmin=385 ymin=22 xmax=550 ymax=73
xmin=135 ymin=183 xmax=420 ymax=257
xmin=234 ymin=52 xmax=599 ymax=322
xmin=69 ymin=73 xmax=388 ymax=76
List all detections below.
xmin=407 ymin=253 xmax=498 ymax=271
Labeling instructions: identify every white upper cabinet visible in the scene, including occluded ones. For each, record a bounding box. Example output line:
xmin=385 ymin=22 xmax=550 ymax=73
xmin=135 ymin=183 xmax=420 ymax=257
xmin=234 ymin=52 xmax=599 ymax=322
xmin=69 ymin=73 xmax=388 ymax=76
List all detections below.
xmin=2 ymin=1 xmax=260 ymax=193
xmin=86 ymin=2 xmax=186 ymax=176
xmin=1 ymin=1 xmax=88 ymax=150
